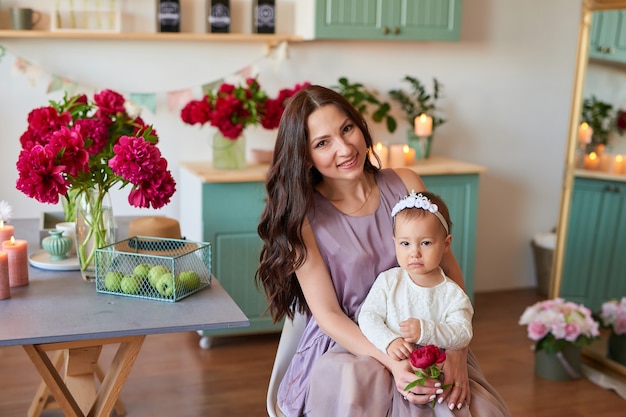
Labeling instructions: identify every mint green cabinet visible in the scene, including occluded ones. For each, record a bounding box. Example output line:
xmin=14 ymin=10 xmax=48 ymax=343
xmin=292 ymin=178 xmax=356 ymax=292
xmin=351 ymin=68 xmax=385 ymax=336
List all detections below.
xmin=589 ymin=10 xmax=626 ymax=63
xmin=180 ymin=165 xmax=480 ymax=344
xmin=313 ymin=0 xmax=462 ymax=41
xmin=560 ymin=177 xmax=626 ymax=311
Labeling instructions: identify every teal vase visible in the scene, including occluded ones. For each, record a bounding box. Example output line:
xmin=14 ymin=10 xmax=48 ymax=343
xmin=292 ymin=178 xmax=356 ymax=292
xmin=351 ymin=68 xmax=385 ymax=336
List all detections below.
xmin=534 ymin=344 xmax=582 ymax=381
xmin=212 ymin=131 xmax=246 ymax=169
xmin=406 ymin=129 xmax=433 ymax=159
xmin=607 ymin=332 xmax=626 ymax=366
xmin=42 ymin=230 xmax=72 ymax=261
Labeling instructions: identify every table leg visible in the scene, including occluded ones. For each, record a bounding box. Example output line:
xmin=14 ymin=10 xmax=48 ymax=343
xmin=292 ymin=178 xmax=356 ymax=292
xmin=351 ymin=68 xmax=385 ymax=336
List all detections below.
xmin=23 ymin=335 xmax=145 ymax=417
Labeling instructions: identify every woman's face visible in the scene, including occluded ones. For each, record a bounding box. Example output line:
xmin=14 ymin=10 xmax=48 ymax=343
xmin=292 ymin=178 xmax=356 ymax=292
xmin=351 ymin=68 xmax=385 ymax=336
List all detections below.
xmin=306 ymin=104 xmax=368 ymax=180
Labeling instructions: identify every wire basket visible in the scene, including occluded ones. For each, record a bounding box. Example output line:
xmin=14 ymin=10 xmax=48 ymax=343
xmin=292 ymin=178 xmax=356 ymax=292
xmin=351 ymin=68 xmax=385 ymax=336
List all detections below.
xmin=95 ymin=236 xmax=212 ymax=302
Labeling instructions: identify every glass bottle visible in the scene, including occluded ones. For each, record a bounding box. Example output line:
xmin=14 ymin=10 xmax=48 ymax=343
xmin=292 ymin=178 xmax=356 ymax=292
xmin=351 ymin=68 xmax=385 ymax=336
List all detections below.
xmin=253 ymin=0 xmax=275 ymax=34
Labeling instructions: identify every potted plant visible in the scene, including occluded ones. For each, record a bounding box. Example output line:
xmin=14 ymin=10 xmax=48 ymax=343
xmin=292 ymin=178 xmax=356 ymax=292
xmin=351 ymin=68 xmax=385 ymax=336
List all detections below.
xmin=333 ymin=77 xmax=397 ymax=134
xmin=599 ymin=297 xmax=626 ymax=366
xmin=389 ymin=76 xmax=446 ymax=158
xmin=518 ymin=298 xmax=600 ymax=380
xmin=580 ymin=95 xmax=626 ymax=148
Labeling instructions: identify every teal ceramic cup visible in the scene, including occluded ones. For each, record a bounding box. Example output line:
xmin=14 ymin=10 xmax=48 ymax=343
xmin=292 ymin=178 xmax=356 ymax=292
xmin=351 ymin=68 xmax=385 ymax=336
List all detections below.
xmin=10 ymin=8 xmax=41 ymax=30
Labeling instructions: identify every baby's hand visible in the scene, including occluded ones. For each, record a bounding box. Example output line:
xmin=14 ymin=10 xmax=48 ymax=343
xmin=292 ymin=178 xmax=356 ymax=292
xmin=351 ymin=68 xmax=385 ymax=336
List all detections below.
xmin=399 ymin=318 xmax=421 ymax=344
xmin=387 ymin=338 xmax=414 ymax=360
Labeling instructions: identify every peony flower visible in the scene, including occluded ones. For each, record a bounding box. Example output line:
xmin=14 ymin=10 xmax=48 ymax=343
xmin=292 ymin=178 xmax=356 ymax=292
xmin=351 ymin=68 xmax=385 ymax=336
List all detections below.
xmin=405 ymin=345 xmax=450 ymax=407
xmin=180 ymin=77 xmax=309 ymax=140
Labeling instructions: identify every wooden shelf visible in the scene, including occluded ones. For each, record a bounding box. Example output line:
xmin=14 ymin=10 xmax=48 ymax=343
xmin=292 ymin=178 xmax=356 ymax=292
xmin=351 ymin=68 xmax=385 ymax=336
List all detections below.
xmin=0 ymin=30 xmax=304 ymax=45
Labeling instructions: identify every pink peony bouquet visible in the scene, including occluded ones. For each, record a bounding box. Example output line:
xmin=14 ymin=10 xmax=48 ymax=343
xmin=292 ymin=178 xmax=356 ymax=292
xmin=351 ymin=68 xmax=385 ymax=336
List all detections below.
xmin=599 ymin=297 xmax=626 ymax=335
xmin=519 ymin=298 xmax=600 ymax=354
xmin=16 ymin=89 xmax=176 ymax=212
xmin=180 ymin=77 xmax=309 ymax=140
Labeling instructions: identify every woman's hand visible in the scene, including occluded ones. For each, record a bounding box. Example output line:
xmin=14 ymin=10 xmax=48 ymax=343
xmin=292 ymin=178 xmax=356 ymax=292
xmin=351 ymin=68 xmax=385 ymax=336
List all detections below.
xmin=438 ymin=348 xmax=470 ymax=410
xmin=389 ymin=359 xmax=443 ymax=405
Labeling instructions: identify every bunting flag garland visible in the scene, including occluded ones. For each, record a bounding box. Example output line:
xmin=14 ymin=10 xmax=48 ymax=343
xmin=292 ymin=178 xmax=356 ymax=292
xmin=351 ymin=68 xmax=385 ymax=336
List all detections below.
xmin=0 ymin=40 xmax=290 ymax=115
xmin=129 ymin=93 xmax=157 ymax=115
xmin=167 ymin=88 xmax=194 ymax=112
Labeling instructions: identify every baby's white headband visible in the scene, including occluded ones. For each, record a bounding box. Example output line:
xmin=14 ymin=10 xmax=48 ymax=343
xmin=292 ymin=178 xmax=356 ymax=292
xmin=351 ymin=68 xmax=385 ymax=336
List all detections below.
xmin=391 ymin=190 xmax=449 ymax=234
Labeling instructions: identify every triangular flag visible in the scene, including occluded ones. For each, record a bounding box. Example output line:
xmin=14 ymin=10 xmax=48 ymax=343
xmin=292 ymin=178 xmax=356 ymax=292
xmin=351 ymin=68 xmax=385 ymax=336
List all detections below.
xmin=202 ymin=78 xmax=224 ymax=95
xmin=167 ymin=88 xmax=194 ymax=112
xmin=268 ymin=41 xmax=289 ymax=72
xmin=47 ymin=75 xmax=66 ymax=94
xmin=129 ymin=93 xmax=157 ymax=114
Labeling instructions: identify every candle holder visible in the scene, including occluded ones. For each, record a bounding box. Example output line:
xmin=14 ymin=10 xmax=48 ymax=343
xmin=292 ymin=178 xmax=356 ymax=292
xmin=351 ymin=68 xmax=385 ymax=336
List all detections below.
xmin=407 ymin=129 xmax=433 ymax=159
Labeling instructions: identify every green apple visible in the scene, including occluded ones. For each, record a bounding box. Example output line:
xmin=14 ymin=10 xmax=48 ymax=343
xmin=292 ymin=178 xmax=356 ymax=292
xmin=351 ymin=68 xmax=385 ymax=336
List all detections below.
xmin=133 ymin=263 xmax=153 ymax=278
xmin=120 ymin=274 xmax=143 ymax=294
xmin=104 ymin=271 xmax=123 ymax=291
xmin=178 ymin=270 xmax=200 ymax=291
xmin=155 ymin=273 xmax=176 ymax=297
xmin=148 ymin=265 xmax=171 ymax=287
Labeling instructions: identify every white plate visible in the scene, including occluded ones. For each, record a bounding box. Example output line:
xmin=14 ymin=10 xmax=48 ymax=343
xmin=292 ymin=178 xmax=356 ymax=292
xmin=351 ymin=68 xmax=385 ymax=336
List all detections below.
xmin=29 ymin=250 xmax=80 ymax=271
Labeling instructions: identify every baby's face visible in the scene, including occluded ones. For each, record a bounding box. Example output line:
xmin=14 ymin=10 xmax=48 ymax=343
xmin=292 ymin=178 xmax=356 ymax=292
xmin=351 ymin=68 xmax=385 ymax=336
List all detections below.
xmin=393 ymin=211 xmax=450 ymax=277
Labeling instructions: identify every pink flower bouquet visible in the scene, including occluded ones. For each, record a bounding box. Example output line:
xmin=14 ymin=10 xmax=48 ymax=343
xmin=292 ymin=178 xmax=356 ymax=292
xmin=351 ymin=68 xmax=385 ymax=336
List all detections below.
xmin=600 ymin=297 xmax=626 ymax=336
xmin=519 ymin=298 xmax=600 ymax=354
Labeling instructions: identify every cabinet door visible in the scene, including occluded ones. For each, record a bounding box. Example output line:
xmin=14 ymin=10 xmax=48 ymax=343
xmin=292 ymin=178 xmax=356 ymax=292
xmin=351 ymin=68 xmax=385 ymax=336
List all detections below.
xmin=561 ymin=178 xmax=626 ymax=311
xmin=201 ymin=182 xmax=282 ymax=335
xmin=315 ymin=0 xmax=461 ymax=41
xmin=423 ymin=174 xmax=479 ymax=300
xmin=589 ymin=10 xmax=626 ymax=63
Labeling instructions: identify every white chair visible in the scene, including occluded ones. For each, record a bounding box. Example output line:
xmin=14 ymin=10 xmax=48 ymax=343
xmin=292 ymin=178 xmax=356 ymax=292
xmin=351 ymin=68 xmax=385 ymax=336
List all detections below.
xmin=266 ymin=312 xmax=307 ymax=417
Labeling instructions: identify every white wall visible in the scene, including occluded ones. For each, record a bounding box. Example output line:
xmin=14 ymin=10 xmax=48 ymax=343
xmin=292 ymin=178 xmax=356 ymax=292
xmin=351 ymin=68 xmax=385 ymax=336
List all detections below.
xmin=0 ymin=0 xmax=581 ymax=292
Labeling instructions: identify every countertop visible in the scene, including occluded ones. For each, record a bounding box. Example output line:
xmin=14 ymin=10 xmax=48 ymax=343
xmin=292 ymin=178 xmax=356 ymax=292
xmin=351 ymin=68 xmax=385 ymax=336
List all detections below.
xmin=180 ymin=156 xmax=487 ymax=183
xmin=574 ymin=169 xmax=626 ymax=183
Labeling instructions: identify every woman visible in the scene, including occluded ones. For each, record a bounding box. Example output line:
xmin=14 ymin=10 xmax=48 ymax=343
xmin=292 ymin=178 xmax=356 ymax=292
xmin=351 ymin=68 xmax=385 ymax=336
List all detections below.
xmin=256 ymin=85 xmax=510 ymax=417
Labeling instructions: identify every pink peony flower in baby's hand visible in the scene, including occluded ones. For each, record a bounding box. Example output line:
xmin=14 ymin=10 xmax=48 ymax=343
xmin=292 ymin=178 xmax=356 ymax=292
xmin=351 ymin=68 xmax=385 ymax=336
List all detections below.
xmin=405 ymin=345 xmax=450 ymax=407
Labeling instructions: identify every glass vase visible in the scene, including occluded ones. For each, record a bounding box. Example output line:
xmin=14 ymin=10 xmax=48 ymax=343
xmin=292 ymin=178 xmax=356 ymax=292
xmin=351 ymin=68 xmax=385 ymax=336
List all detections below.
xmin=76 ymin=187 xmax=116 ymax=282
xmin=212 ymin=131 xmax=246 ymax=169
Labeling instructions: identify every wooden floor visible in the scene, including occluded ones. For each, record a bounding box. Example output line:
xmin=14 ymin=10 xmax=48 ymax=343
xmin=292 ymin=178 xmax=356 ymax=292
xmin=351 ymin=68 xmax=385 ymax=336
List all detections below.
xmin=0 ymin=288 xmax=624 ymax=417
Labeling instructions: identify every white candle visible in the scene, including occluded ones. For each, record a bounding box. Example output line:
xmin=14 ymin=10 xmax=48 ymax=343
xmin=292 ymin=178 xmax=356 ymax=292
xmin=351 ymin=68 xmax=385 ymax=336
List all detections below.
xmin=583 ymin=152 xmax=600 ymax=170
xmin=614 ymin=154 xmax=625 ymax=175
xmin=414 ymin=114 xmax=433 ymax=137
xmin=578 ymin=122 xmax=593 ymax=144
xmin=389 ymin=144 xmax=405 ymax=168
xmin=371 ymin=142 xmax=389 ymax=169
xmin=600 ymin=153 xmax=613 ymax=172
xmin=403 ymin=145 xmax=416 ymax=166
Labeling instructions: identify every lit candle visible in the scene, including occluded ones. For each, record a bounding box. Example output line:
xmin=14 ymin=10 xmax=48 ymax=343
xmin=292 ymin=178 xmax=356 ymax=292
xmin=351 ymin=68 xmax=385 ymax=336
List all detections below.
xmin=371 ymin=142 xmax=389 ymax=169
xmin=414 ymin=114 xmax=433 ymax=137
xmin=583 ymin=152 xmax=600 ymax=170
xmin=403 ymin=145 xmax=416 ymax=166
xmin=0 ymin=221 xmax=14 ymax=244
xmin=389 ymin=144 xmax=405 ymax=168
xmin=2 ymin=237 xmax=29 ymax=288
xmin=0 ymin=251 xmax=9 ymax=300
xmin=614 ymin=154 xmax=625 ymax=175
xmin=578 ymin=122 xmax=593 ymax=144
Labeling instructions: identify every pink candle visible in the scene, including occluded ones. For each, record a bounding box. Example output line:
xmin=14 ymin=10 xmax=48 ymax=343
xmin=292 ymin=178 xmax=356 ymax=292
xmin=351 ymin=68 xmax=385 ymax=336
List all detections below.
xmin=0 ymin=251 xmax=9 ymax=300
xmin=0 ymin=221 xmax=14 ymax=244
xmin=2 ymin=237 xmax=29 ymax=288
xmin=414 ymin=114 xmax=433 ymax=137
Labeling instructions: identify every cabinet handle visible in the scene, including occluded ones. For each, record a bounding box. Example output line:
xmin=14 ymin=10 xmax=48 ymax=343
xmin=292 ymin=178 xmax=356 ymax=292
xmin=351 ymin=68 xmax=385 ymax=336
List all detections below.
xmin=605 ymin=185 xmax=622 ymax=193
xmin=615 ymin=186 xmax=622 ymax=193
xmin=609 ymin=47 xmax=615 ymax=54
xmin=392 ymin=27 xmax=400 ymax=35
xmin=382 ymin=26 xmax=389 ymax=34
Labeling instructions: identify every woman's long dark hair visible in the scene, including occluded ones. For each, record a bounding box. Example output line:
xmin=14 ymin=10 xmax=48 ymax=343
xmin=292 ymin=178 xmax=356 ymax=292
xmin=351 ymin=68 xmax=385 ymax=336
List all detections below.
xmin=256 ymin=85 xmax=379 ymax=322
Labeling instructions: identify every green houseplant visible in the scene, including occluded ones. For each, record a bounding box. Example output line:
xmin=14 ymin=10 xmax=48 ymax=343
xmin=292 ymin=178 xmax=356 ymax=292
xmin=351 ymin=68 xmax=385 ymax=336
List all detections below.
xmin=389 ymin=75 xmax=446 ymax=132
xmin=389 ymin=76 xmax=446 ymax=158
xmin=333 ymin=77 xmax=397 ymax=133
xmin=580 ymin=95 xmax=626 ymax=147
